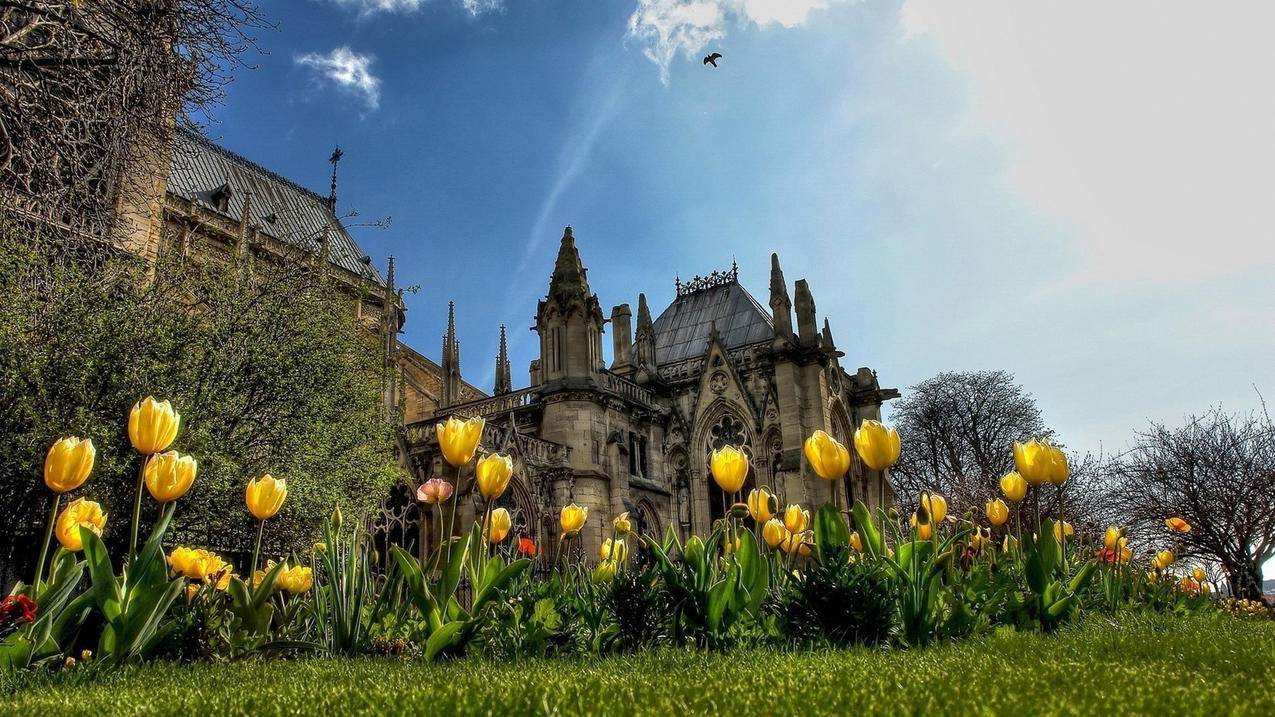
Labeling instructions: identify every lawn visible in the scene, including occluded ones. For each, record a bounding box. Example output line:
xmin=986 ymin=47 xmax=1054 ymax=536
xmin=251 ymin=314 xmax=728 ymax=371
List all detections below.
xmin=3 ymin=613 xmax=1272 ymax=716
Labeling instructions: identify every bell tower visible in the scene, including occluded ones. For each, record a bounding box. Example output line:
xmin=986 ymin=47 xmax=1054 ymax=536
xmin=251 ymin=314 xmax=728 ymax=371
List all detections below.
xmin=535 ymin=226 xmax=605 ymax=388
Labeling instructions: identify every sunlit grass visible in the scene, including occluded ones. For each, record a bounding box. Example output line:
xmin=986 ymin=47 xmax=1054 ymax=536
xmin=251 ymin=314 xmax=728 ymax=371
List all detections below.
xmin=3 ymin=613 xmax=1272 ymax=716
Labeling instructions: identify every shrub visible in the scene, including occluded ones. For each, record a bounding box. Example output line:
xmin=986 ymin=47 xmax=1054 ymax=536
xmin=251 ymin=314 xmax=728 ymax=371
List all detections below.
xmin=778 ymin=545 xmax=896 ymax=646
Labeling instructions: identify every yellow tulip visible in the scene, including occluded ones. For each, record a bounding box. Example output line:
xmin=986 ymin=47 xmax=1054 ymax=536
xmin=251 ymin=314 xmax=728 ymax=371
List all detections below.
xmin=803 ymin=430 xmax=851 ymax=481
xmin=1012 ymin=439 xmax=1065 ymax=487
xmin=910 ymin=513 xmax=932 ymax=541
xmin=475 ymin=453 xmax=513 ymax=499
xmin=1152 ymin=550 xmax=1175 ymax=570
xmin=762 ymin=518 xmax=787 ymax=548
xmin=592 ymin=560 xmax=617 ymax=583
xmin=128 ymin=396 xmax=180 ymax=455
xmin=1052 ymin=521 xmax=1074 ymax=542
xmin=44 ymin=437 xmax=96 ymax=494
xmin=168 ymin=546 xmax=201 ymax=577
xmin=919 ymin=492 xmax=947 ymax=523
xmin=782 ymin=504 xmax=809 ymax=534
xmin=849 ymin=531 xmax=863 ymax=553
xmin=485 ymin=507 xmax=512 ymax=544
xmin=1000 ymin=471 xmax=1027 ymax=503
xmin=985 ymin=499 xmax=1009 ymax=527
xmin=1191 ymin=566 xmax=1206 ymax=583
xmin=613 ymin=512 xmax=633 ymax=536
xmin=55 ymin=498 xmax=106 ymax=551
xmin=1164 ymin=517 xmax=1191 ymax=533
xmin=709 ymin=445 xmax=749 ymax=494
xmin=780 ymin=530 xmax=807 ymax=555
xmin=245 ymin=474 xmax=287 ymax=520
xmin=560 ymin=503 xmax=588 ymax=537
xmin=144 ymin=451 xmax=198 ymax=503
xmin=280 ymin=565 xmax=314 ymax=595
xmin=599 ymin=537 xmax=628 ymax=562
xmin=853 ymin=420 xmax=900 ymax=471
xmin=746 ymin=487 xmax=777 ymax=523
xmin=1002 ymin=534 xmax=1018 ymax=553
xmin=435 ymin=416 xmax=485 ymax=467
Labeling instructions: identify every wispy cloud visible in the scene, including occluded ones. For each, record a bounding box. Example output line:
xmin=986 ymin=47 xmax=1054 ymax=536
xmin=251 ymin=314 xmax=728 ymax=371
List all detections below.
xmin=294 ymin=47 xmax=382 ymax=111
xmin=461 ymin=0 xmax=504 ymax=16
xmin=320 ymin=0 xmax=503 ymax=16
xmin=626 ymin=0 xmax=851 ymax=83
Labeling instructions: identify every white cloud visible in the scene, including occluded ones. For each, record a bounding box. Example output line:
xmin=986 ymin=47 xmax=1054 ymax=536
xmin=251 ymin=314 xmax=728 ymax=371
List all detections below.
xmin=900 ymin=1 xmax=1275 ymax=286
xmin=625 ymin=0 xmax=850 ymax=83
xmin=326 ymin=0 xmax=426 ymax=14
xmin=321 ymin=0 xmax=502 ymax=16
xmin=295 ymin=47 xmax=382 ymax=111
xmin=461 ymin=0 xmax=503 ymax=16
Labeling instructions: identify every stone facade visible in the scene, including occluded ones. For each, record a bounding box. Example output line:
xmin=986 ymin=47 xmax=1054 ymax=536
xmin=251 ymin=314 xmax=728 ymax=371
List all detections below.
xmin=403 ymin=227 xmax=898 ymax=560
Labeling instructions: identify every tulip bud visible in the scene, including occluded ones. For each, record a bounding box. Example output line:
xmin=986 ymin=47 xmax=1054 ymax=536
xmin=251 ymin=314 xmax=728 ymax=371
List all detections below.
xmin=803 ymin=430 xmax=851 ymax=481
xmin=80 ymin=650 xmax=92 ymax=662
xmin=63 ymin=657 xmax=76 ymax=670
xmin=435 ymin=416 xmax=485 ymax=467
xmin=729 ymin=502 xmax=751 ymax=520
xmin=919 ymin=492 xmax=947 ymax=523
xmin=144 ymin=451 xmax=198 ymax=503
xmin=709 ymin=445 xmax=749 ymax=494
xmin=1104 ymin=526 xmax=1122 ymax=551
xmin=762 ymin=519 xmax=787 ymax=549
xmin=331 ymin=505 xmax=343 ymax=531
xmin=44 ymin=437 xmax=96 ymax=494
xmin=560 ymin=503 xmax=588 ymax=537
xmin=849 ymin=531 xmax=863 ymax=553
xmin=128 ymin=397 xmax=181 ymax=455
xmin=853 ymin=420 xmax=901 ymax=472
xmin=746 ymin=488 xmax=778 ymax=522
xmin=245 ymin=475 xmax=287 ymax=521
xmin=999 ymin=471 xmax=1027 ymax=503
xmin=782 ymin=505 xmax=809 ymax=534
xmin=985 ymin=499 xmax=1009 ymax=527
xmin=475 ymin=453 xmax=514 ymax=499
xmin=613 ymin=512 xmax=633 ymax=536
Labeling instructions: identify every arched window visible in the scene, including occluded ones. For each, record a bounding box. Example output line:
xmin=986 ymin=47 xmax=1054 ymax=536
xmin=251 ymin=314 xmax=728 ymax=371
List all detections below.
xmin=704 ymin=411 xmax=755 ymax=525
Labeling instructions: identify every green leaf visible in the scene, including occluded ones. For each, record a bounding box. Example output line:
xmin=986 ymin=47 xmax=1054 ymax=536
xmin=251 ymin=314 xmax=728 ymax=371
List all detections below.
xmin=851 ymin=500 xmax=884 ymax=559
xmin=438 ymin=533 xmax=470 ymax=606
xmin=127 ymin=503 xmax=175 ymax=593
xmin=705 ymin=574 xmax=735 ymax=632
xmin=472 ymin=558 xmax=531 ymax=614
xmin=424 ymin=620 xmax=466 ymax=661
xmin=814 ymin=502 xmax=850 ymax=561
xmin=81 ymin=528 xmax=122 ymax=622
xmin=734 ymin=530 xmax=769 ymax=615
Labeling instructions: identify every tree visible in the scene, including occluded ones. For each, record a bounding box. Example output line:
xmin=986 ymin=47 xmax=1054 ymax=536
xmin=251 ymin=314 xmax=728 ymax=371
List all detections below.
xmin=890 ymin=371 xmax=1053 ymax=511
xmin=1107 ymin=407 xmax=1275 ymax=599
xmin=0 ymin=0 xmax=265 ymax=236
xmin=0 ymin=223 xmax=403 ymax=587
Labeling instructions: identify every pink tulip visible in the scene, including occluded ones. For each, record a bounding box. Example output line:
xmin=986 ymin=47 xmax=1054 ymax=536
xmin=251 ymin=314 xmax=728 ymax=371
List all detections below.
xmin=416 ymin=478 xmax=454 ymax=505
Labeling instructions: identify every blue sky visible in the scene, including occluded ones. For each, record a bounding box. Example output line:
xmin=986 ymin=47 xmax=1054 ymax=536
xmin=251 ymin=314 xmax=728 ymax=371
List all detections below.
xmin=206 ymin=0 xmax=1273 ymax=564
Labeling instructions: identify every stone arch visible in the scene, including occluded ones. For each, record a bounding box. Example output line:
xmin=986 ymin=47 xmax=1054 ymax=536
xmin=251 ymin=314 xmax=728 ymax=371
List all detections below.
xmin=493 ymin=472 xmax=540 ymax=546
xmin=758 ymin=425 xmax=784 ymax=493
xmin=829 ymin=398 xmax=858 ymax=506
xmin=692 ymin=397 xmax=758 ymax=530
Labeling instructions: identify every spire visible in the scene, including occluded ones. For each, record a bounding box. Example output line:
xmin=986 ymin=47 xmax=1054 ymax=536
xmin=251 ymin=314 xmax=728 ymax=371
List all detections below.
xmin=547 ymin=225 xmax=591 ymax=301
xmin=769 ymin=253 xmax=793 ymax=341
xmin=635 ymin=292 xmax=657 ymax=370
xmin=795 ymin=279 xmax=818 ymax=346
xmin=610 ymin=304 xmax=633 ymax=373
xmin=441 ymin=301 xmax=461 ymax=408
xmin=327 ymin=146 xmax=343 ymax=211
xmin=821 ymin=318 xmax=836 ymax=350
xmin=494 ymin=324 xmax=512 ymax=395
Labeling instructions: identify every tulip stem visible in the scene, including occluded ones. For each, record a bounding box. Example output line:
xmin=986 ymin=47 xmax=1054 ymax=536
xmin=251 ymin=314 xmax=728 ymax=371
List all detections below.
xmin=251 ymin=519 xmax=265 ymax=576
xmin=444 ymin=464 xmax=462 ymax=568
xmin=32 ymin=493 xmax=61 ymax=597
xmin=127 ymin=454 xmax=151 ymax=568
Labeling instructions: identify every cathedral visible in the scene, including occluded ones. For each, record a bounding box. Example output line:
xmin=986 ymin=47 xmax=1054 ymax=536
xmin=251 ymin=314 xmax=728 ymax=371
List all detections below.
xmin=102 ymin=127 xmax=897 ymax=561
xmin=401 ymin=226 xmax=898 ymax=559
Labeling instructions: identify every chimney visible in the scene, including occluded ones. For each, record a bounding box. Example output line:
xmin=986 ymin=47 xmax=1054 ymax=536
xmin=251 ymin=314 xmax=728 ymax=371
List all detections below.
xmin=610 ymin=304 xmax=633 ymax=372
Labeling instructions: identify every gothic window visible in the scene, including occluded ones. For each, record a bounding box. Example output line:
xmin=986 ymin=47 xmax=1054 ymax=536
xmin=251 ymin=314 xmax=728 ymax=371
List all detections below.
xmin=708 ymin=414 xmax=750 ymax=450
xmin=627 ymin=432 xmax=650 ymax=479
xmin=705 ymin=411 xmax=753 ymax=525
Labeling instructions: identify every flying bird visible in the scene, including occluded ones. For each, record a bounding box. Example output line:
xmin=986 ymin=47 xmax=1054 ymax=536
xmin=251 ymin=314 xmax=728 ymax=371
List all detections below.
xmin=703 ymin=52 xmax=722 ymax=68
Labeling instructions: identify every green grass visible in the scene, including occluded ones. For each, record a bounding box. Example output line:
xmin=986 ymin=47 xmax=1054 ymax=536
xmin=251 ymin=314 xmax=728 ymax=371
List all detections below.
xmin=3 ymin=613 xmax=1273 ymax=716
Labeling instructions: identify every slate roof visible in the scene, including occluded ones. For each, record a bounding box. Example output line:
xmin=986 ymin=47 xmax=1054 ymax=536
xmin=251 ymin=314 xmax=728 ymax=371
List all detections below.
xmin=651 ymin=280 xmax=774 ymax=364
xmin=165 ymin=128 xmax=383 ymax=285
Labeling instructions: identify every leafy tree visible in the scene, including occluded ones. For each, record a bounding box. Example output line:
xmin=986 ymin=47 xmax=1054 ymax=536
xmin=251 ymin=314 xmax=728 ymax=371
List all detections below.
xmin=1107 ymin=407 xmax=1275 ymax=599
xmin=0 ymin=224 xmax=404 ymax=587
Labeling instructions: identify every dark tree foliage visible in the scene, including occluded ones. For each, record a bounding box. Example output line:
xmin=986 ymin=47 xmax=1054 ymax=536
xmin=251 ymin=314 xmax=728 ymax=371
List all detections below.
xmin=1107 ymin=407 xmax=1275 ymax=599
xmin=0 ymin=225 xmax=403 ymax=586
